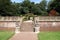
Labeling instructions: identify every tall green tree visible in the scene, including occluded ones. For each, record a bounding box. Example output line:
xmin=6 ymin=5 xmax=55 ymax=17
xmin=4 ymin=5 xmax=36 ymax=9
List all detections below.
xmin=0 ymin=0 xmax=18 ymax=16
xmin=49 ymin=0 xmax=60 ymax=15
xmin=0 ymin=0 xmax=50 ymax=16
xmin=0 ymin=0 xmax=11 ymax=16
xmin=47 ymin=0 xmax=53 ymax=12
xmin=49 ymin=0 xmax=60 ymax=11
xmin=38 ymin=0 xmax=48 ymax=16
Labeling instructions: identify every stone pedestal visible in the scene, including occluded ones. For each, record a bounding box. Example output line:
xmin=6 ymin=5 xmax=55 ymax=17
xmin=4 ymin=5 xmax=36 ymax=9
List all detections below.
xmin=15 ymin=27 xmax=20 ymax=33
xmin=34 ymin=27 xmax=40 ymax=33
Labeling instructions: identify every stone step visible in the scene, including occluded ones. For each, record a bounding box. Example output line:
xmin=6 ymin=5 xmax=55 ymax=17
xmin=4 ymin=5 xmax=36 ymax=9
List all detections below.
xmin=20 ymin=22 xmax=34 ymax=32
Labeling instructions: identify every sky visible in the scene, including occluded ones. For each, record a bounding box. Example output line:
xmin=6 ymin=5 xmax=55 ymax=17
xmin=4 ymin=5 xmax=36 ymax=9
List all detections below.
xmin=11 ymin=0 xmax=50 ymax=3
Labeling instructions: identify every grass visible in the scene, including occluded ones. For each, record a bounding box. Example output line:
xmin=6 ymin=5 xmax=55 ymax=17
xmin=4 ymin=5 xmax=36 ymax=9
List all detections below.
xmin=0 ymin=31 xmax=14 ymax=40
xmin=38 ymin=32 xmax=60 ymax=40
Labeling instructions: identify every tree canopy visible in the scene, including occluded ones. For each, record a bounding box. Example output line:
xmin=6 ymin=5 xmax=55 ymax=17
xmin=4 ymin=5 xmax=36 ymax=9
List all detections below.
xmin=49 ymin=0 xmax=60 ymax=12
xmin=0 ymin=0 xmax=60 ymax=16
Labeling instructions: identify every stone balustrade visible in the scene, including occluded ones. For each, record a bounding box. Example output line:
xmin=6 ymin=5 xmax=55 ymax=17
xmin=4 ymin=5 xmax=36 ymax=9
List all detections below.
xmin=34 ymin=16 xmax=60 ymax=21
xmin=0 ymin=16 xmax=22 ymax=21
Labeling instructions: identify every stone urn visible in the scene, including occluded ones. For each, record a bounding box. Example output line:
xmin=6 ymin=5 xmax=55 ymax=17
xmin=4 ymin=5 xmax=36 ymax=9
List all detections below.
xmin=34 ymin=27 xmax=40 ymax=33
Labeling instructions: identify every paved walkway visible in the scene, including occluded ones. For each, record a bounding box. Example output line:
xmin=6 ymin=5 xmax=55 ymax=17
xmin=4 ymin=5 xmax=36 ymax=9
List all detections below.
xmin=9 ymin=32 xmax=38 ymax=40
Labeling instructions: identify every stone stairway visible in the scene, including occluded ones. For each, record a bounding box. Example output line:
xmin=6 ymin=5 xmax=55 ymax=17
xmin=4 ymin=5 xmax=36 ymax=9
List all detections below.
xmin=20 ymin=20 xmax=34 ymax=32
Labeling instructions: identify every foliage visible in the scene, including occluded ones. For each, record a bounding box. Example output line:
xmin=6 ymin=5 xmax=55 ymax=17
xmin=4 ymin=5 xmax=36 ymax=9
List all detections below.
xmin=0 ymin=0 xmax=16 ymax=16
xmin=49 ymin=0 xmax=60 ymax=15
xmin=23 ymin=13 xmax=34 ymax=21
xmin=47 ymin=0 xmax=53 ymax=12
xmin=1 ymin=0 xmax=60 ymax=16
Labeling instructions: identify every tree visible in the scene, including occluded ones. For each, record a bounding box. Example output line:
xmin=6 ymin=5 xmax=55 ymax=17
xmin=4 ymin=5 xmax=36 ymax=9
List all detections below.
xmin=0 ymin=0 xmax=49 ymax=16
xmin=0 ymin=0 xmax=18 ymax=16
xmin=37 ymin=0 xmax=48 ymax=16
xmin=47 ymin=0 xmax=53 ymax=12
xmin=12 ymin=2 xmax=22 ymax=16
xmin=0 ymin=0 xmax=11 ymax=16
xmin=49 ymin=0 xmax=60 ymax=15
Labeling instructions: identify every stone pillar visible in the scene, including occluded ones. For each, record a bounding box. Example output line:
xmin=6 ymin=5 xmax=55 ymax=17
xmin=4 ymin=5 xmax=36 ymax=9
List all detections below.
xmin=34 ymin=20 xmax=40 ymax=33
xmin=15 ymin=22 xmax=20 ymax=33
xmin=15 ymin=27 xmax=20 ymax=33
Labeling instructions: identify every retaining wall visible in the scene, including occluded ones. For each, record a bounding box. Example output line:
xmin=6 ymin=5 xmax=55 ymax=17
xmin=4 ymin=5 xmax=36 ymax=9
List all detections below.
xmin=39 ymin=21 xmax=60 ymax=31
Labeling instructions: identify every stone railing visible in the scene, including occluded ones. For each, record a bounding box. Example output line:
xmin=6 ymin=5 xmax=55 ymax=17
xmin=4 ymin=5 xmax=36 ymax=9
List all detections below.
xmin=0 ymin=16 xmax=22 ymax=21
xmin=0 ymin=16 xmax=60 ymax=21
xmin=34 ymin=16 xmax=60 ymax=21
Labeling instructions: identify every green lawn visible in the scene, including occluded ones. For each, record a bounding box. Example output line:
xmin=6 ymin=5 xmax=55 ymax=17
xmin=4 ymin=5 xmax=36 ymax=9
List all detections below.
xmin=38 ymin=32 xmax=60 ymax=40
xmin=0 ymin=31 xmax=14 ymax=40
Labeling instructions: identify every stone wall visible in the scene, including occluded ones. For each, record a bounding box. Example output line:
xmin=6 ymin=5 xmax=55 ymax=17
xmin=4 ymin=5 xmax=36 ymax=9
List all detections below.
xmin=0 ymin=21 xmax=19 ymax=31
xmin=39 ymin=21 xmax=60 ymax=31
xmin=0 ymin=21 xmax=16 ymax=27
xmin=0 ymin=16 xmax=23 ymax=31
xmin=0 ymin=27 xmax=15 ymax=31
xmin=34 ymin=16 xmax=60 ymax=32
xmin=0 ymin=16 xmax=60 ymax=32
